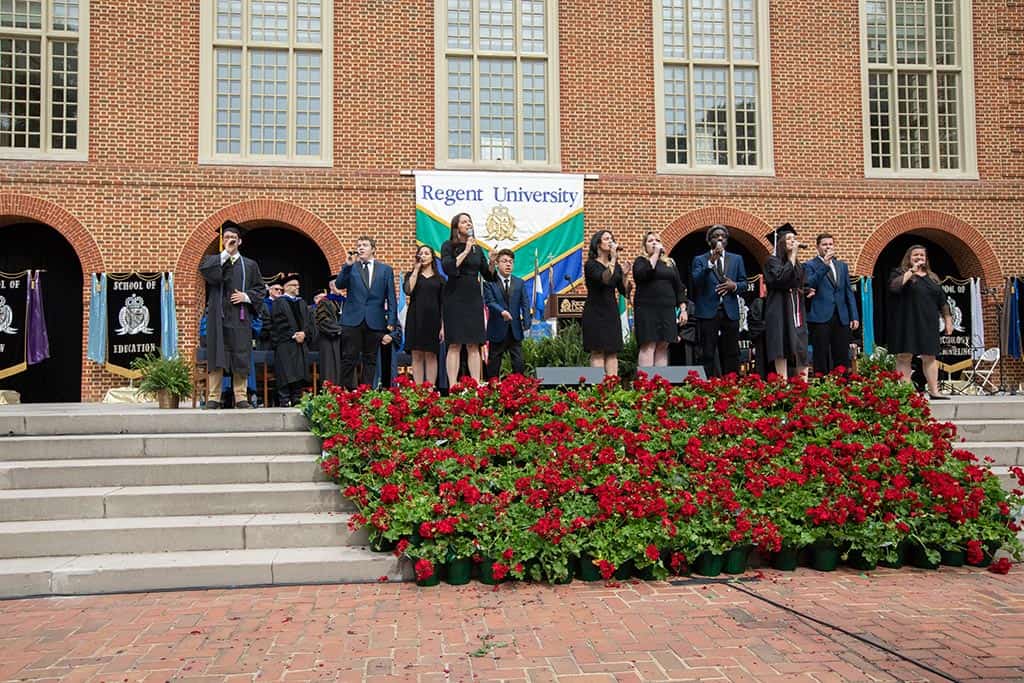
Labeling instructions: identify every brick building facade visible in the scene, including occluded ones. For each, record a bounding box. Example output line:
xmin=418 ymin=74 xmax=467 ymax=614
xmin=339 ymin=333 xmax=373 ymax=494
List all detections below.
xmin=1 ymin=0 xmax=1022 ymax=401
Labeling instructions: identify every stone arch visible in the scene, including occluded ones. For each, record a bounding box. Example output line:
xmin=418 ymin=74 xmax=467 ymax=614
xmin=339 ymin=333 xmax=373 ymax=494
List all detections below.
xmin=661 ymin=206 xmax=773 ymax=263
xmin=854 ymin=210 xmax=1001 ymax=285
xmin=0 ymin=193 xmax=104 ymax=278
xmin=174 ymin=199 xmax=343 ymax=304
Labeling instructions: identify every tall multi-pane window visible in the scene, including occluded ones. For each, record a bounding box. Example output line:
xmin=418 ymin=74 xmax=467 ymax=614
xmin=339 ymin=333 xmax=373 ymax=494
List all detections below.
xmin=861 ymin=0 xmax=976 ymax=176
xmin=1 ymin=0 xmax=87 ymax=158
xmin=200 ymin=0 xmax=332 ymax=164
xmin=436 ymin=0 xmax=559 ymax=168
xmin=654 ymin=0 xmax=773 ymax=174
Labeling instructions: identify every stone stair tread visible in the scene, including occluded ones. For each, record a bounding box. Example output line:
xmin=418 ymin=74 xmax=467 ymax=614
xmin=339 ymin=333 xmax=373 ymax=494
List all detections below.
xmin=0 ymin=481 xmax=335 ymax=498
xmin=0 ymin=511 xmax=348 ymax=534
xmin=0 ymin=546 xmax=408 ymax=597
xmin=0 ymin=454 xmax=317 ymax=468
xmin=0 ymin=430 xmax=316 ymax=444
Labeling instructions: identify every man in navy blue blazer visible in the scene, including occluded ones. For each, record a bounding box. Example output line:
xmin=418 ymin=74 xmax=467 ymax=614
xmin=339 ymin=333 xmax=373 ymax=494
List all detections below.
xmin=335 ymin=236 xmax=397 ymax=388
xmin=803 ymin=233 xmax=860 ymax=375
xmin=483 ymin=249 xmax=531 ymax=379
xmin=691 ymin=225 xmax=748 ymax=377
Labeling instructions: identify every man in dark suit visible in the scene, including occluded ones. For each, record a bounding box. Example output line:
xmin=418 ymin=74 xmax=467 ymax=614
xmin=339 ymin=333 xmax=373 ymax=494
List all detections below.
xmin=691 ymin=224 xmax=748 ymax=377
xmin=803 ymin=233 xmax=860 ymax=375
xmin=335 ymin=236 xmax=397 ymax=389
xmin=483 ymin=249 xmax=531 ymax=379
xmin=198 ymin=220 xmax=267 ymax=409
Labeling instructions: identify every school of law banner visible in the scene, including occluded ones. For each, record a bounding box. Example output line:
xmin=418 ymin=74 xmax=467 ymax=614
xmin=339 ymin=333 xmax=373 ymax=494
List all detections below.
xmin=0 ymin=271 xmax=29 ymax=380
xmin=104 ymin=272 xmax=163 ymax=378
xmin=939 ymin=277 xmax=974 ymax=363
xmin=414 ymin=171 xmax=584 ymax=318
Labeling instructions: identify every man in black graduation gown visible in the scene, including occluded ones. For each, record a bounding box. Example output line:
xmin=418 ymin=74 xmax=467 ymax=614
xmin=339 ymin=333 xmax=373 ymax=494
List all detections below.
xmin=199 ymin=221 xmax=266 ymax=409
xmin=271 ymin=274 xmax=313 ymax=407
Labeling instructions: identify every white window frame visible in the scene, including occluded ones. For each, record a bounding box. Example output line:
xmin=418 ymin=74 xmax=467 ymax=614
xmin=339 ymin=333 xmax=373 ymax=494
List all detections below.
xmin=199 ymin=0 xmax=333 ymax=167
xmin=859 ymin=0 xmax=977 ymax=179
xmin=652 ymin=0 xmax=774 ymax=176
xmin=433 ymin=0 xmax=561 ymax=171
xmin=0 ymin=0 xmax=89 ymax=161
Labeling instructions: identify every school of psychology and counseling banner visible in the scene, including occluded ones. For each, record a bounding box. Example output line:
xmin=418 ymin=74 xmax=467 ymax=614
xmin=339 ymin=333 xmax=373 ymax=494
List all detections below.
xmin=414 ymin=171 xmax=585 ymax=319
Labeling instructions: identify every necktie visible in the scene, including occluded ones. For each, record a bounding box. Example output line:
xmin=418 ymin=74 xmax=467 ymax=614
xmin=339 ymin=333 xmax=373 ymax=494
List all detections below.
xmin=503 ymin=278 xmax=510 ymax=302
xmin=829 ymin=261 xmax=837 ymax=283
xmin=715 ymin=257 xmax=725 ymax=280
xmin=361 ymin=262 xmax=370 ymax=287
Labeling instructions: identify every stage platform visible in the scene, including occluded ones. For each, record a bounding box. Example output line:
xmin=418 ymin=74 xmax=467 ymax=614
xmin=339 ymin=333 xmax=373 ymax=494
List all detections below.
xmin=0 ymin=396 xmax=1021 ymax=599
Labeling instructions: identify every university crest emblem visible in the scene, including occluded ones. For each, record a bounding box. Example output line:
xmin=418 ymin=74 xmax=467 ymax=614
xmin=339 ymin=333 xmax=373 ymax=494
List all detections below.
xmin=115 ymin=293 xmax=154 ymax=336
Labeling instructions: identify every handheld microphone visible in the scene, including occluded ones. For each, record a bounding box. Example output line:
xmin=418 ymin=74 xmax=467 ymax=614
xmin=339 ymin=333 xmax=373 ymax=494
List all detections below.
xmin=467 ymin=228 xmax=474 ymax=238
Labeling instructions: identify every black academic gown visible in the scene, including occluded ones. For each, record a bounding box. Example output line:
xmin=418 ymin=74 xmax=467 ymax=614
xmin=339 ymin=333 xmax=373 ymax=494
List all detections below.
xmin=763 ymin=256 xmax=809 ymax=366
xmin=271 ymin=295 xmax=312 ymax=386
xmin=314 ymin=297 xmax=343 ymax=386
xmin=199 ymin=253 xmax=266 ymax=374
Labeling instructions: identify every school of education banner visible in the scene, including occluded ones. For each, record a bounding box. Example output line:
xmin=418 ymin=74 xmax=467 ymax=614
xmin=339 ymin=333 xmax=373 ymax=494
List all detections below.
xmin=414 ymin=171 xmax=584 ymax=319
xmin=0 ymin=272 xmax=29 ymax=380
xmin=104 ymin=272 xmax=164 ymax=378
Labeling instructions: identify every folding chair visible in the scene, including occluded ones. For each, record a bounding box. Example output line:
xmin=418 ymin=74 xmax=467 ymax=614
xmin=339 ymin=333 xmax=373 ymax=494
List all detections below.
xmin=962 ymin=347 xmax=1000 ymax=395
xmin=937 ymin=358 xmax=972 ymax=395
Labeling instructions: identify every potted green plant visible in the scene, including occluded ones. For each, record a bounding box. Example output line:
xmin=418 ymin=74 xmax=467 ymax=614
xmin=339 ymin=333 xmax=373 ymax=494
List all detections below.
xmin=130 ymin=353 xmax=193 ymax=409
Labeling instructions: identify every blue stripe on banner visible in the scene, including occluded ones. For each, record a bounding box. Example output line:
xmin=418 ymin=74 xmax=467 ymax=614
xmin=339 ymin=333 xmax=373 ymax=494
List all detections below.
xmin=525 ymin=249 xmax=583 ymax=320
xmin=861 ymin=277 xmax=875 ymax=356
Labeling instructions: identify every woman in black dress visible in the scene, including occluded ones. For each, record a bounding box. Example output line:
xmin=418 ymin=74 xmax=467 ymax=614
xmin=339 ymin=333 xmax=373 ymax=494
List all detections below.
xmin=403 ymin=245 xmax=444 ymax=385
xmin=888 ymin=245 xmax=953 ymax=399
xmin=763 ymin=224 xmax=809 ymax=380
xmin=441 ymin=212 xmax=496 ymax=384
xmin=633 ymin=231 xmax=687 ymax=367
xmin=582 ymin=230 xmax=631 ymax=377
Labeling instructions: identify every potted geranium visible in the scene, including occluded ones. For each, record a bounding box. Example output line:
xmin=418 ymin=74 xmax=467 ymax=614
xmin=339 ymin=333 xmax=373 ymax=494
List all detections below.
xmin=131 ymin=352 xmax=192 ymax=409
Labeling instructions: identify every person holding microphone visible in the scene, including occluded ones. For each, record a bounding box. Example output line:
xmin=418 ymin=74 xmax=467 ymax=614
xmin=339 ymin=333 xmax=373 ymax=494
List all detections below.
xmin=403 ymin=244 xmax=444 ymax=385
xmin=632 ymin=232 xmax=687 ymax=367
xmin=763 ymin=223 xmax=809 ymax=381
xmin=441 ymin=212 xmax=496 ymax=384
xmin=887 ymin=244 xmax=953 ymax=399
xmin=803 ymin=233 xmax=860 ymax=374
xmin=582 ymin=230 xmax=631 ymax=377
xmin=691 ymin=224 xmax=747 ymax=377
xmin=335 ymin=237 xmax=397 ymax=389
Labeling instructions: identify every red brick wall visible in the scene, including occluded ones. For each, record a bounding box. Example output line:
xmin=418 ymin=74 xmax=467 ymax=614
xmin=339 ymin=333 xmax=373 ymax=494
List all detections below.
xmin=1 ymin=0 xmax=1023 ymax=400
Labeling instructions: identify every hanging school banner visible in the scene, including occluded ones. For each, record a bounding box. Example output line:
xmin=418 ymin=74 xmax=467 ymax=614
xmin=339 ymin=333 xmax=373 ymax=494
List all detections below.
xmin=939 ymin=277 xmax=973 ymax=362
xmin=104 ymin=272 xmax=164 ymax=378
xmin=414 ymin=171 xmax=584 ymax=319
xmin=0 ymin=271 xmax=29 ymax=380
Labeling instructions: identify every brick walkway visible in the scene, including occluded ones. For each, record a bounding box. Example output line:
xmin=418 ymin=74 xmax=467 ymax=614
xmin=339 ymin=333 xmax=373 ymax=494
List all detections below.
xmin=1 ymin=567 xmax=1022 ymax=682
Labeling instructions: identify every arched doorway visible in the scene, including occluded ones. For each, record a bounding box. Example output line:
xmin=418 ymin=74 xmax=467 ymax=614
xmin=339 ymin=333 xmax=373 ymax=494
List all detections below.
xmin=871 ymin=232 xmax=964 ymax=348
xmin=202 ymin=223 xmax=332 ymax=303
xmin=0 ymin=222 xmax=83 ymax=402
xmin=667 ymin=227 xmax=765 ymax=366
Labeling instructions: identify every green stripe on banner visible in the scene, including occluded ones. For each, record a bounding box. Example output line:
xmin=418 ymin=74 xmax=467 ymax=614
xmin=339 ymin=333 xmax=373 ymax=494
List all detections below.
xmin=416 ymin=209 xmax=584 ymax=280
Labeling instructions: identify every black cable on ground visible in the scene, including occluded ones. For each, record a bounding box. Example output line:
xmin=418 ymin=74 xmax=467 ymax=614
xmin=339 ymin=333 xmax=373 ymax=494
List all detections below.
xmin=670 ymin=578 xmax=959 ymax=682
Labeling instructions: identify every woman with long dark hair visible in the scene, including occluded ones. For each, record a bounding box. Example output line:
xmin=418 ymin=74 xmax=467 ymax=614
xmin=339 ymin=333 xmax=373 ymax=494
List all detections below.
xmin=403 ymin=244 xmax=444 ymax=385
xmin=888 ymin=244 xmax=953 ymax=399
xmin=582 ymin=230 xmax=630 ymax=377
xmin=763 ymin=223 xmax=809 ymax=380
xmin=633 ymin=231 xmax=687 ymax=367
xmin=440 ymin=212 xmax=496 ymax=383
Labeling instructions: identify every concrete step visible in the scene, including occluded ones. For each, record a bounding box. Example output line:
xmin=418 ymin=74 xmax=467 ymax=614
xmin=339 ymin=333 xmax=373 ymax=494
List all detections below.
xmin=958 ymin=443 xmax=1023 ymax=467
xmin=0 ymin=455 xmax=325 ymax=489
xmin=989 ymin=466 xmax=1023 ymax=494
xmin=0 ymin=431 xmax=320 ymax=462
xmin=0 ymin=512 xmax=366 ymax=559
xmin=930 ymin=399 xmax=1024 ymax=422
xmin=0 ymin=407 xmax=309 ymax=437
xmin=0 ymin=482 xmax=348 ymax=522
xmin=0 ymin=546 xmax=410 ymax=598
xmin=952 ymin=420 xmax=1024 ymax=442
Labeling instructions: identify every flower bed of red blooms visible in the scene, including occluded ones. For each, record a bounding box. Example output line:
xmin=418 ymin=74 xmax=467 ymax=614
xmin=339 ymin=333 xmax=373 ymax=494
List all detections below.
xmin=303 ymin=371 xmax=1024 ymax=584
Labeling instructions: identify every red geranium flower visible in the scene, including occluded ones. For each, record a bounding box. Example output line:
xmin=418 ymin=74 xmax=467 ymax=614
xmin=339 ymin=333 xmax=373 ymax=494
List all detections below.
xmin=414 ymin=558 xmax=435 ymax=581
xmin=989 ymin=558 xmax=1012 ymax=575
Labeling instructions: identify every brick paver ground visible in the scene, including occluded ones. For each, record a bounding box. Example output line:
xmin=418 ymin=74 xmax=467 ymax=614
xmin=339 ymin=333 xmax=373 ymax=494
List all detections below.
xmin=1 ymin=567 xmax=1022 ymax=683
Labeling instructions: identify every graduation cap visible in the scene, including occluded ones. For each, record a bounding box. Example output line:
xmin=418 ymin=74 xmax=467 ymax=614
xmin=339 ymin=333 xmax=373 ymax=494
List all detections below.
xmin=282 ymin=272 xmax=301 ymax=287
xmin=264 ymin=273 xmax=286 ymax=289
xmin=218 ymin=220 xmax=245 ymax=251
xmin=766 ymin=223 xmax=798 ymax=252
